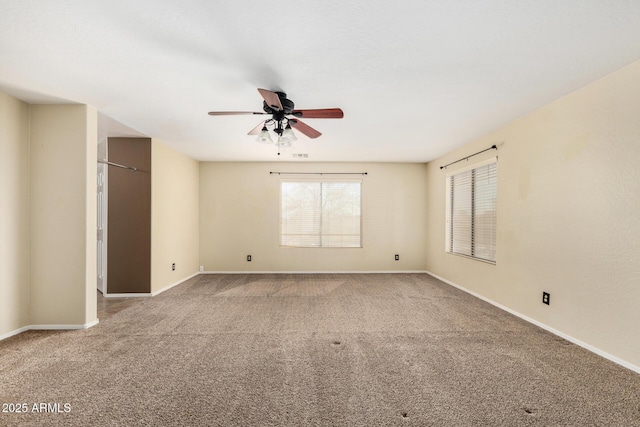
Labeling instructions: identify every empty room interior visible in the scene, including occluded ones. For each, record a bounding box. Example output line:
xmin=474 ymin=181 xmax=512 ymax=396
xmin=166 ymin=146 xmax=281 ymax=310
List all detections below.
xmin=1 ymin=2 xmax=640 ymax=425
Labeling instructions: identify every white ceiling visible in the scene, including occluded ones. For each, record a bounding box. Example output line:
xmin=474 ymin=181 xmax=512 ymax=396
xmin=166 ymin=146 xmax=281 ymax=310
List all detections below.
xmin=2 ymin=1 xmax=640 ymax=163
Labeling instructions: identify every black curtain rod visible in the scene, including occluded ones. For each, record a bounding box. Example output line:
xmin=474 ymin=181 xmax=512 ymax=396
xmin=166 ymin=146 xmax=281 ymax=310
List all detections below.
xmin=440 ymin=145 xmax=497 ymax=170
xmin=270 ymin=172 xmax=367 ymax=175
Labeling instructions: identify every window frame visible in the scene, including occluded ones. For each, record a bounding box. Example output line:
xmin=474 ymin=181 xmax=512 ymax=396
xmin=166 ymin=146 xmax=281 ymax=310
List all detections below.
xmin=444 ymin=157 xmax=497 ymax=264
xmin=279 ymin=178 xmax=363 ymax=248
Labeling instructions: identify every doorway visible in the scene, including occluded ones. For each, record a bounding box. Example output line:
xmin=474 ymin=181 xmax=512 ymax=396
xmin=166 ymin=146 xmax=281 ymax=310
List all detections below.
xmin=96 ymin=137 xmax=152 ymax=296
xmin=97 ymin=137 xmax=107 ymax=293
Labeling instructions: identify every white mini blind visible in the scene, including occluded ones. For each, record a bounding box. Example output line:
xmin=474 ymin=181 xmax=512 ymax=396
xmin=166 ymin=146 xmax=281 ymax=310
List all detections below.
xmin=446 ymin=160 xmax=497 ymax=262
xmin=281 ymin=180 xmax=362 ymax=248
xmin=450 ymin=169 xmax=473 ymax=257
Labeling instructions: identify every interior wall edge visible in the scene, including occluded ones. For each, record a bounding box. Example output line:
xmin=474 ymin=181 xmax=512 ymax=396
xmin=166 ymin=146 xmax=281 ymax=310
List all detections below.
xmin=151 ymin=271 xmax=200 ymax=296
xmin=103 ymin=294 xmax=152 ymax=298
xmin=200 ymin=270 xmax=430 ymax=275
xmin=0 ymin=91 xmax=31 ymax=337
xmin=0 ymin=326 xmax=30 ymax=342
xmin=0 ymin=320 xmax=100 ymax=342
xmin=30 ymin=319 xmax=99 ymax=330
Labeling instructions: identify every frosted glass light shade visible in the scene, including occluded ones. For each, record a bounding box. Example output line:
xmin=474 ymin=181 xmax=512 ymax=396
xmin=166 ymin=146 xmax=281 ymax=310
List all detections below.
xmin=256 ymin=127 xmax=273 ymax=144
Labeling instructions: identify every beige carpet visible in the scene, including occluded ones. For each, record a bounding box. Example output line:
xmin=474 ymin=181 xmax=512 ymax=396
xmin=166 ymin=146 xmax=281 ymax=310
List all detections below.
xmin=1 ymin=273 xmax=639 ymax=426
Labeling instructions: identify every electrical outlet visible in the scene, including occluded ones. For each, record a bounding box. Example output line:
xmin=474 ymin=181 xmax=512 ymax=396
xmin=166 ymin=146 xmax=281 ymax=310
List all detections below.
xmin=247 ymin=255 xmax=252 ymax=262
xmin=395 ymin=254 xmax=399 ymax=261
xmin=542 ymin=292 xmax=550 ymax=305
xmin=199 ymin=266 xmax=204 ymax=272
xmin=172 ymin=263 xmax=176 ymax=271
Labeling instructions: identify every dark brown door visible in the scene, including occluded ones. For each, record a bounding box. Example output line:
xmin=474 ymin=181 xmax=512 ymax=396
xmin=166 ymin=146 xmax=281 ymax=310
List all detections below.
xmin=107 ymin=137 xmax=151 ymax=294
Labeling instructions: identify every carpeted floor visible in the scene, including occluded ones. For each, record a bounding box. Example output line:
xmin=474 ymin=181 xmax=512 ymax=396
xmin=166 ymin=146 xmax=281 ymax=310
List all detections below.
xmin=1 ymin=273 xmax=639 ymax=426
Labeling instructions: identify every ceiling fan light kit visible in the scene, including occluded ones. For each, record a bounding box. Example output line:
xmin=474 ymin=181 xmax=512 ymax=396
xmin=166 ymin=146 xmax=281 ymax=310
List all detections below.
xmin=208 ymin=88 xmax=343 ymax=154
xmin=281 ymin=123 xmax=297 ymax=143
xmin=256 ymin=125 xmax=273 ymax=144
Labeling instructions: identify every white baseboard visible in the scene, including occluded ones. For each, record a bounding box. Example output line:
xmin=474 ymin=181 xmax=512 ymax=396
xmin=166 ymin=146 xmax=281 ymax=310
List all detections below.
xmin=202 ymin=270 xmax=429 ymax=274
xmin=152 ymin=272 xmax=200 ymax=296
xmin=30 ymin=319 xmax=99 ymax=330
xmin=1 ymin=319 xmax=100 ymax=341
xmin=0 ymin=325 xmax=30 ymax=341
xmin=102 ymin=272 xmax=201 ymax=298
xmin=104 ymin=293 xmax=152 ymax=298
xmin=425 ymin=270 xmax=640 ymax=375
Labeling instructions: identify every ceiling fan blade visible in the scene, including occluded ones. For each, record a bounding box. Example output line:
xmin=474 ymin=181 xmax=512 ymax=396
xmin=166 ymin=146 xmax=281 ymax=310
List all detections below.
xmin=257 ymin=88 xmax=283 ymax=111
xmin=208 ymin=111 xmax=266 ymax=116
xmin=290 ymin=119 xmax=322 ymax=139
xmin=291 ymin=108 xmax=344 ymax=119
xmin=247 ymin=121 xmax=265 ymax=135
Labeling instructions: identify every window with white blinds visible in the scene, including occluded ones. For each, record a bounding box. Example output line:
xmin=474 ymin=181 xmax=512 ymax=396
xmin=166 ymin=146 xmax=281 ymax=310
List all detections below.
xmin=280 ymin=180 xmax=362 ymax=248
xmin=445 ymin=159 xmax=497 ymax=263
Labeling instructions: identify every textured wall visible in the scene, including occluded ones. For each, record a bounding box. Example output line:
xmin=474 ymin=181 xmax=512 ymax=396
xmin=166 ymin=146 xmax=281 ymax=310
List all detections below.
xmin=425 ymin=60 xmax=640 ymax=370
xmin=200 ymin=162 xmax=427 ymax=272
xmin=151 ymin=140 xmax=200 ymax=294
xmin=30 ymin=104 xmax=97 ymax=326
xmin=0 ymin=92 xmax=30 ymax=337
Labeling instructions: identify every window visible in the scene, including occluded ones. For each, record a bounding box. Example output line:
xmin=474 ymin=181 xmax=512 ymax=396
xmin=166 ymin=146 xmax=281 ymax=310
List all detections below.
xmin=445 ymin=159 xmax=497 ymax=263
xmin=280 ymin=180 xmax=362 ymax=248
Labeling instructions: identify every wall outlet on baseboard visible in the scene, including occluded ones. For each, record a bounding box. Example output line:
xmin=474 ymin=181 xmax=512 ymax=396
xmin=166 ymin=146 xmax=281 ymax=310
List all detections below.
xmin=542 ymin=292 xmax=550 ymax=305
xmin=395 ymin=254 xmax=399 ymax=261
xmin=247 ymin=255 xmax=252 ymax=262
xmin=172 ymin=263 xmax=176 ymax=271
xmin=199 ymin=266 xmax=204 ymax=272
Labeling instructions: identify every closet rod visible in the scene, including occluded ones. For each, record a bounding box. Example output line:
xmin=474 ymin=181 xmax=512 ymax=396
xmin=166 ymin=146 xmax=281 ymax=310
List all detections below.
xmin=440 ymin=145 xmax=497 ymax=170
xmin=98 ymin=159 xmax=137 ymax=172
xmin=270 ymin=172 xmax=367 ymax=175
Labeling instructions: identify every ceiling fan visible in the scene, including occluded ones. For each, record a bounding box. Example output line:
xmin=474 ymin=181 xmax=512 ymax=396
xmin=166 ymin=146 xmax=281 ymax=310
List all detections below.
xmin=208 ymin=88 xmax=344 ymax=149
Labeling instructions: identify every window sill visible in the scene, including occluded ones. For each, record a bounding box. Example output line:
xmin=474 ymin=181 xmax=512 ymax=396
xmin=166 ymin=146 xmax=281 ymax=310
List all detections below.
xmin=446 ymin=252 xmax=496 ymax=265
xmin=280 ymin=246 xmax=363 ymax=249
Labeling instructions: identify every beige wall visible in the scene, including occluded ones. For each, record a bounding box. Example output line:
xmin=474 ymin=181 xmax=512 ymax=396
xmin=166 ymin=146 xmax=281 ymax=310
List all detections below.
xmin=84 ymin=108 xmax=98 ymax=322
xmin=200 ymin=162 xmax=427 ymax=272
xmin=30 ymin=104 xmax=97 ymax=326
xmin=151 ymin=140 xmax=200 ymax=293
xmin=0 ymin=92 xmax=31 ymax=337
xmin=425 ymin=60 xmax=640 ymax=370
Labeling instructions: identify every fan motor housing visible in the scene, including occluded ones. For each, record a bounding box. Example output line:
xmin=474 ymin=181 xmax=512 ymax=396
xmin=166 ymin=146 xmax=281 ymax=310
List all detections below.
xmin=263 ymin=92 xmax=295 ymax=115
